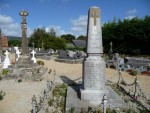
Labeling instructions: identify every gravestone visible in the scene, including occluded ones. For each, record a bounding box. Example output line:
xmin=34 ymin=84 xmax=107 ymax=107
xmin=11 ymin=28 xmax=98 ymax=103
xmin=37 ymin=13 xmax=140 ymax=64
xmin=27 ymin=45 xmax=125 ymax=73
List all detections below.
xmin=31 ymin=50 xmax=36 ymax=63
xmin=16 ymin=49 xmax=21 ymax=61
xmin=3 ymin=50 xmax=11 ymax=68
xmin=108 ymin=41 xmax=114 ymax=60
xmin=58 ymin=50 xmax=68 ymax=59
xmin=80 ymin=6 xmax=105 ymax=105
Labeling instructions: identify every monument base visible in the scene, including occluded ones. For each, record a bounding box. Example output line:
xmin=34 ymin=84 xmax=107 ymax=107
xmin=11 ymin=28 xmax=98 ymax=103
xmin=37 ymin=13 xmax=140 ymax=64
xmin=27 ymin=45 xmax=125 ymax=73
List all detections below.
xmin=65 ymin=85 xmax=126 ymax=113
xmin=80 ymin=89 xmax=105 ymax=106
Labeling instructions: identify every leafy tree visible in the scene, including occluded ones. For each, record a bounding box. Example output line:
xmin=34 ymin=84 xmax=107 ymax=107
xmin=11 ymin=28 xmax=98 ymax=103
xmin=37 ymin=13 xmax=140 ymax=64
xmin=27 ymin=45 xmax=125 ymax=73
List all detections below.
xmin=77 ymin=35 xmax=86 ymax=40
xmin=28 ymin=28 xmax=67 ymax=50
xmin=60 ymin=34 xmax=76 ymax=43
xmin=8 ymin=40 xmax=21 ymax=47
xmin=48 ymin=28 xmax=56 ymax=37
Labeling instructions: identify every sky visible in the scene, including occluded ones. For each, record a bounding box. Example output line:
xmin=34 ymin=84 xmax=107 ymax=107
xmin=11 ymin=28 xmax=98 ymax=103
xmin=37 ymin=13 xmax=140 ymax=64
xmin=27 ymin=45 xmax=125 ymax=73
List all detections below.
xmin=0 ymin=0 xmax=150 ymax=37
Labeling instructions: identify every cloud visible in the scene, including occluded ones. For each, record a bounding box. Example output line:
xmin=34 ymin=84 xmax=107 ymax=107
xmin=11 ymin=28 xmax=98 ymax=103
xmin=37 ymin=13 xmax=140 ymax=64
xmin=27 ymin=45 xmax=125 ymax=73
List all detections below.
xmin=125 ymin=15 xmax=136 ymax=20
xmin=125 ymin=9 xmax=138 ymax=19
xmin=70 ymin=15 xmax=87 ymax=36
xmin=126 ymin=9 xmax=137 ymax=15
xmin=45 ymin=25 xmax=71 ymax=36
xmin=0 ymin=14 xmax=31 ymax=37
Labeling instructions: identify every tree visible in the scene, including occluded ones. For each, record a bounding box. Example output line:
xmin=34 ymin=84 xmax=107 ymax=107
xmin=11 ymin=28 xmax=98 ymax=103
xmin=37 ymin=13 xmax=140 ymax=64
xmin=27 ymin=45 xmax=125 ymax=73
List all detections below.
xmin=77 ymin=35 xmax=86 ymax=40
xmin=8 ymin=40 xmax=21 ymax=47
xmin=48 ymin=28 xmax=56 ymax=37
xmin=28 ymin=28 xmax=67 ymax=50
xmin=60 ymin=34 xmax=76 ymax=43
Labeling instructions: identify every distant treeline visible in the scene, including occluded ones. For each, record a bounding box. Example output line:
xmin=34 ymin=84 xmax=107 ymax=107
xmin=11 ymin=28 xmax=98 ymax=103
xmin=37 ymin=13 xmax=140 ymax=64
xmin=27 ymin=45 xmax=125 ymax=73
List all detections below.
xmin=102 ymin=16 xmax=150 ymax=55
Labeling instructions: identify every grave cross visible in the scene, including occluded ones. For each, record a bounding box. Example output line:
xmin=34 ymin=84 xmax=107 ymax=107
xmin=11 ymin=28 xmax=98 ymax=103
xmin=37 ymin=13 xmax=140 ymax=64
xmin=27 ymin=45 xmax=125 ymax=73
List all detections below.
xmin=41 ymin=41 xmax=44 ymax=49
xmin=16 ymin=49 xmax=21 ymax=61
xmin=32 ymin=42 xmax=35 ymax=49
xmin=31 ymin=50 xmax=36 ymax=63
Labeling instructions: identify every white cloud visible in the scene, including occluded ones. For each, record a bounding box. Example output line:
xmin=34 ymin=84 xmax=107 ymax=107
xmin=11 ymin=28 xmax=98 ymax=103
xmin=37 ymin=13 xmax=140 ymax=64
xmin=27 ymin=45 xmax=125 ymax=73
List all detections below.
xmin=70 ymin=15 xmax=87 ymax=36
xmin=0 ymin=14 xmax=31 ymax=37
xmin=45 ymin=25 xmax=70 ymax=36
xmin=125 ymin=9 xmax=138 ymax=19
xmin=126 ymin=9 xmax=137 ymax=15
xmin=125 ymin=15 xmax=136 ymax=20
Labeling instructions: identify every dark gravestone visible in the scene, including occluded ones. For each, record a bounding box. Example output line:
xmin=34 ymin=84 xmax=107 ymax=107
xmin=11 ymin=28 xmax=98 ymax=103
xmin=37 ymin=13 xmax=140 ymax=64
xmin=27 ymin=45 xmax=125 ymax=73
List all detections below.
xmin=124 ymin=57 xmax=150 ymax=68
xmin=58 ymin=50 xmax=68 ymax=59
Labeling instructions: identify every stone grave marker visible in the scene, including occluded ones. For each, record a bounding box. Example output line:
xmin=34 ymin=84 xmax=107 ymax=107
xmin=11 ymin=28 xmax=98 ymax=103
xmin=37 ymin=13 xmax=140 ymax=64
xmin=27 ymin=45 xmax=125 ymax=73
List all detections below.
xmin=3 ymin=50 xmax=11 ymax=68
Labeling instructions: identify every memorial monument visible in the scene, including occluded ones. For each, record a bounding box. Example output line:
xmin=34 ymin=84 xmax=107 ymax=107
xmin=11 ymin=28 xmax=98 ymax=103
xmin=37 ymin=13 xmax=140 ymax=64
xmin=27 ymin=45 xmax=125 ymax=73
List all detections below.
xmin=16 ymin=10 xmax=33 ymax=68
xmin=80 ymin=6 xmax=105 ymax=105
xmin=3 ymin=10 xmax=48 ymax=81
xmin=66 ymin=7 xmax=126 ymax=112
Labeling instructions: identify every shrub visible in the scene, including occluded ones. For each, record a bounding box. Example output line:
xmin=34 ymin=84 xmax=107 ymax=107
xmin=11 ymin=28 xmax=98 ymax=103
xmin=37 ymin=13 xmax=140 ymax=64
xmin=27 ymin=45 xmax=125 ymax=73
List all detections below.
xmin=2 ymin=69 xmax=9 ymax=75
xmin=37 ymin=60 xmax=44 ymax=65
xmin=69 ymin=107 xmax=75 ymax=113
xmin=18 ymin=79 xmax=22 ymax=82
xmin=0 ymin=90 xmax=6 ymax=101
xmin=48 ymin=99 xmax=53 ymax=106
xmin=130 ymin=69 xmax=138 ymax=76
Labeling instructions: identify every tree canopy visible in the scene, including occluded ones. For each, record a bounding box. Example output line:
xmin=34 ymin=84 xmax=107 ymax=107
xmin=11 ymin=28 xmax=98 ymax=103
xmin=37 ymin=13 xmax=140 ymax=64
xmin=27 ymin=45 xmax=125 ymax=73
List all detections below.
xmin=102 ymin=16 xmax=150 ymax=55
xmin=28 ymin=28 xmax=66 ymax=50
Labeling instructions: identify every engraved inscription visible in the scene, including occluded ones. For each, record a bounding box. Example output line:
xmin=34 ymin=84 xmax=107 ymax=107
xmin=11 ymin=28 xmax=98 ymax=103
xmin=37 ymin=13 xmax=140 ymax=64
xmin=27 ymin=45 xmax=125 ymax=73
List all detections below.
xmin=84 ymin=62 xmax=104 ymax=90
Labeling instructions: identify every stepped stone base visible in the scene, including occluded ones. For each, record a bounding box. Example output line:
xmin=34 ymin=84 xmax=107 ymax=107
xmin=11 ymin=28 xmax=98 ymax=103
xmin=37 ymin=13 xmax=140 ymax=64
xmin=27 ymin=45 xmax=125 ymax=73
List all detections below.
xmin=4 ymin=55 xmax=48 ymax=81
xmin=65 ymin=85 xmax=126 ymax=113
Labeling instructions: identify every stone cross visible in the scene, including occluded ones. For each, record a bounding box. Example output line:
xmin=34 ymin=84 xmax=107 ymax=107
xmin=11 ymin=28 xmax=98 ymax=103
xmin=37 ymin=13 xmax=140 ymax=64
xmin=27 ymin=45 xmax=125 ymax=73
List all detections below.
xmin=81 ymin=6 xmax=105 ymax=106
xmin=19 ymin=10 xmax=29 ymax=55
xmin=41 ymin=41 xmax=44 ymax=49
xmin=3 ymin=50 xmax=11 ymax=68
xmin=32 ymin=42 xmax=35 ymax=49
xmin=16 ymin=49 xmax=21 ymax=61
xmin=31 ymin=50 xmax=36 ymax=63
xmin=32 ymin=95 xmax=37 ymax=113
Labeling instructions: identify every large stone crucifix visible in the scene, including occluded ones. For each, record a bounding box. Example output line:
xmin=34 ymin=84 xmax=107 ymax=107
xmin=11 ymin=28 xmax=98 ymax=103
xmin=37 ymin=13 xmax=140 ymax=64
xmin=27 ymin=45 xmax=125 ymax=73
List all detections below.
xmin=19 ymin=10 xmax=29 ymax=55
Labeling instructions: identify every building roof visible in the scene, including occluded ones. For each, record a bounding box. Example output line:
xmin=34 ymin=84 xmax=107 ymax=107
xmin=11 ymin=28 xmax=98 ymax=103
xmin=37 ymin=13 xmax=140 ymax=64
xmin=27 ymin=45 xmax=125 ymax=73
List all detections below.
xmin=72 ymin=40 xmax=86 ymax=48
xmin=1 ymin=36 xmax=8 ymax=47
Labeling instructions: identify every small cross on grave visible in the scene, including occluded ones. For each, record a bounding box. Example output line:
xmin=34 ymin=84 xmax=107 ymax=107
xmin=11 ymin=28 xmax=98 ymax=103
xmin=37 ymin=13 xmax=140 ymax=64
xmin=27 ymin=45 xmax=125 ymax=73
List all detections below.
xmin=32 ymin=42 xmax=35 ymax=50
xmin=16 ymin=49 xmax=21 ymax=61
xmin=31 ymin=50 xmax=36 ymax=63
xmin=3 ymin=50 xmax=11 ymax=68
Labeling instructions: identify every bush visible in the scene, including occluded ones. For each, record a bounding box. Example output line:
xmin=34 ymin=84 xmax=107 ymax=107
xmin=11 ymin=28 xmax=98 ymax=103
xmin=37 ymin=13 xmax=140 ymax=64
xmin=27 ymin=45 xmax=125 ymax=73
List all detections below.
xmin=0 ymin=90 xmax=6 ymax=101
xmin=130 ymin=69 xmax=138 ymax=76
xmin=2 ymin=69 xmax=9 ymax=75
xmin=37 ymin=60 xmax=44 ymax=65
xmin=48 ymin=99 xmax=53 ymax=106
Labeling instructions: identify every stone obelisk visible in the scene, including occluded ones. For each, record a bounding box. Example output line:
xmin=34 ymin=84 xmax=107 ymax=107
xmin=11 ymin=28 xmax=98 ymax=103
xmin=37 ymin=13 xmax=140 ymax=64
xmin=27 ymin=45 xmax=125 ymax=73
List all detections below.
xmin=81 ymin=6 xmax=105 ymax=106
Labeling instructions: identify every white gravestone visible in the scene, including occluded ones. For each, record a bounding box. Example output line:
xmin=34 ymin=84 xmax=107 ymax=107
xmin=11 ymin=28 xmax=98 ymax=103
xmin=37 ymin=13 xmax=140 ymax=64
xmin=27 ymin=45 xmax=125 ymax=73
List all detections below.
xmin=16 ymin=49 xmax=21 ymax=61
xmin=81 ymin=6 xmax=106 ymax=105
xmin=31 ymin=50 xmax=36 ymax=63
xmin=3 ymin=50 xmax=11 ymax=68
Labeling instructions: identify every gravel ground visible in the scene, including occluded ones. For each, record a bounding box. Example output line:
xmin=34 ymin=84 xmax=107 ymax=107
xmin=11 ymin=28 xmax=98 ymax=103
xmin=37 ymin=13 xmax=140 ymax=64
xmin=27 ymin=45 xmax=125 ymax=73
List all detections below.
xmin=0 ymin=54 xmax=150 ymax=113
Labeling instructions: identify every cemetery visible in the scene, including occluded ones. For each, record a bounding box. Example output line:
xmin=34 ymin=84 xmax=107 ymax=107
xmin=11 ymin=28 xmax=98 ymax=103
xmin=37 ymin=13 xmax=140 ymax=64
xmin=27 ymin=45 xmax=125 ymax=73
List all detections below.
xmin=0 ymin=4 xmax=150 ymax=113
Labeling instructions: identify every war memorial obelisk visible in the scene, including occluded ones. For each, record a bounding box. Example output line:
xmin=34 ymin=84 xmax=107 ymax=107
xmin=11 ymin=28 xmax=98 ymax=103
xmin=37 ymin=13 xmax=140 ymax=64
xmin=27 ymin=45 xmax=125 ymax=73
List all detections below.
xmin=81 ymin=6 xmax=105 ymax=105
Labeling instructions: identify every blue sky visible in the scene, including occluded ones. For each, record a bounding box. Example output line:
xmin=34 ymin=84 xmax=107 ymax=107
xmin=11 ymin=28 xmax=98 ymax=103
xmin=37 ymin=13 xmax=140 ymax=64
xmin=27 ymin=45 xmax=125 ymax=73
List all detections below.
xmin=0 ymin=0 xmax=150 ymax=37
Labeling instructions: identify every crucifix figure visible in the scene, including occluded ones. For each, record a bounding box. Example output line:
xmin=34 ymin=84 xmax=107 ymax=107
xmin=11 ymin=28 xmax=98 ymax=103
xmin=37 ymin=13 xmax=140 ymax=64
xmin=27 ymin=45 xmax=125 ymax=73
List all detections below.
xmin=90 ymin=7 xmax=100 ymax=26
xmin=19 ymin=10 xmax=29 ymax=55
